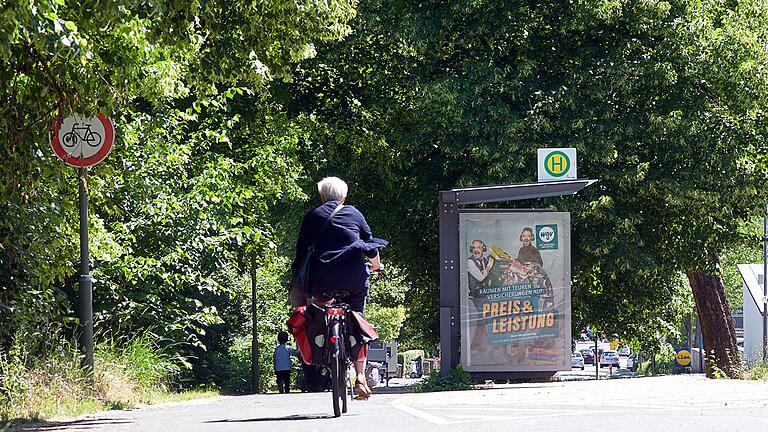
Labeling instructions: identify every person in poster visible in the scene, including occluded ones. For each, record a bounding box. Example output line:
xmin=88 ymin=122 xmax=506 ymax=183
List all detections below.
xmin=517 ymin=227 xmax=542 ymax=266
xmin=467 ymin=239 xmax=494 ymax=296
xmin=466 ymin=239 xmax=497 ymax=357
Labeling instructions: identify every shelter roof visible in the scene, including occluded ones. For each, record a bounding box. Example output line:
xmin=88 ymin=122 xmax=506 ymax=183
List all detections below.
xmin=441 ymin=179 xmax=598 ymax=205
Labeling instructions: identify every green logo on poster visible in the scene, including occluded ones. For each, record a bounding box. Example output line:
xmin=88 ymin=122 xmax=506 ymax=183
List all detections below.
xmin=536 ymin=224 xmax=558 ymax=250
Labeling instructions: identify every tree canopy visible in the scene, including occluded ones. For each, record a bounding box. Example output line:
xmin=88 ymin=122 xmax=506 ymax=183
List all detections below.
xmin=282 ymin=0 xmax=768 ymax=352
xmin=3 ymin=0 xmax=768 ymax=391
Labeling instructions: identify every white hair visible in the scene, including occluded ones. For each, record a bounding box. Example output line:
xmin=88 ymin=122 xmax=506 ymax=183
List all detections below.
xmin=317 ymin=177 xmax=348 ymax=202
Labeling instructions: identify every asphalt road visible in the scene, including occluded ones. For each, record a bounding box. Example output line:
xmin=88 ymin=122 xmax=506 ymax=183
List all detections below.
xmin=7 ymin=375 xmax=768 ymax=432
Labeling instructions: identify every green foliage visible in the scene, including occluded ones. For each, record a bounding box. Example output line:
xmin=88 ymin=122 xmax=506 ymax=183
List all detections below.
xmin=365 ymin=304 xmax=405 ymax=343
xmin=636 ymin=344 xmax=677 ymax=376
xmin=202 ymin=335 xmax=252 ymax=394
xmin=397 ymin=349 xmax=425 ymax=368
xmin=284 ymin=0 xmax=768 ymax=353
xmin=253 ymin=257 xmax=294 ymax=394
xmin=367 ymin=265 xmax=409 ymax=306
xmin=0 ymin=0 xmax=358 ymax=410
xmin=95 ymin=335 xmax=179 ymax=392
xmin=743 ymin=359 xmax=768 ymax=381
xmin=720 ymin=218 xmax=765 ymax=310
xmin=5 ymin=0 xmax=768 ymax=409
xmin=365 ymin=265 xmax=410 ymax=343
xmin=415 ymin=365 xmax=472 ymax=393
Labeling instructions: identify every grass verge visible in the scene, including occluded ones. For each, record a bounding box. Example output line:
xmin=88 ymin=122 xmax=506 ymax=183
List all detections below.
xmin=0 ymin=336 xmax=219 ymax=424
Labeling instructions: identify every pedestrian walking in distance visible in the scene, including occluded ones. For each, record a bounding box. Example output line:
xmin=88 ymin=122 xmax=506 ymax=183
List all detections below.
xmin=274 ymin=331 xmax=299 ymax=393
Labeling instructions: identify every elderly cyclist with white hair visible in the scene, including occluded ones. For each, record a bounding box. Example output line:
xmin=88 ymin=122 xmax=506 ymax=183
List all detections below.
xmin=292 ymin=176 xmax=388 ymax=399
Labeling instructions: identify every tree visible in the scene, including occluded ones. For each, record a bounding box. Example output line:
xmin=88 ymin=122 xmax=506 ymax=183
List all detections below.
xmin=284 ymin=0 xmax=768 ymax=376
xmin=0 ymin=0 xmax=358 ymax=383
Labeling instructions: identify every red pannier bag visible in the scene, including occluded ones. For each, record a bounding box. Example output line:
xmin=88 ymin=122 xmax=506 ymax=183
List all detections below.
xmin=287 ymin=305 xmax=328 ymax=365
xmin=287 ymin=307 xmax=313 ymax=365
xmin=346 ymin=310 xmax=378 ymax=362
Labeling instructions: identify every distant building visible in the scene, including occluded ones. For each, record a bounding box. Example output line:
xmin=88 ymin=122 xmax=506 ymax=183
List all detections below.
xmin=737 ymin=264 xmax=766 ymax=364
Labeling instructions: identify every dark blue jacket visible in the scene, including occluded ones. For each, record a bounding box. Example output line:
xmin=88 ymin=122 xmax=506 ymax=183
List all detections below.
xmin=293 ymin=200 xmax=388 ymax=297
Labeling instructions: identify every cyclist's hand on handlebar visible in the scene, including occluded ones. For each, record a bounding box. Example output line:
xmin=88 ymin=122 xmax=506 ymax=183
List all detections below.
xmin=370 ymin=263 xmax=384 ymax=274
xmin=367 ymin=262 xmax=384 ymax=275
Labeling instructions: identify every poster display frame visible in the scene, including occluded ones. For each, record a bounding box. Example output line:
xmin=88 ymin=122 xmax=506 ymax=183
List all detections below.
xmin=458 ymin=209 xmax=571 ymax=373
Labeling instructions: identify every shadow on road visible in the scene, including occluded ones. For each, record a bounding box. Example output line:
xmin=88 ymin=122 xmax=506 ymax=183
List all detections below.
xmin=368 ymin=386 xmax=415 ymax=395
xmin=205 ymin=413 xmax=348 ymax=423
xmin=5 ymin=418 xmax=132 ymax=431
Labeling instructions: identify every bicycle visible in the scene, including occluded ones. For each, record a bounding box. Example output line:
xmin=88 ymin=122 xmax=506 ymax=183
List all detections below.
xmin=62 ymin=122 xmax=102 ymax=149
xmin=311 ymin=299 xmax=352 ymax=417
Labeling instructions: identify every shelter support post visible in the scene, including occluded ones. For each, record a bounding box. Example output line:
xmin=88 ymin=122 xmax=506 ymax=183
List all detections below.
xmin=439 ymin=200 xmax=460 ymax=376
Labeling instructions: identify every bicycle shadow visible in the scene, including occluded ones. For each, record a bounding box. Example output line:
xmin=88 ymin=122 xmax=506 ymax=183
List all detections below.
xmin=4 ymin=418 xmax=132 ymax=431
xmin=204 ymin=413 xmax=355 ymax=423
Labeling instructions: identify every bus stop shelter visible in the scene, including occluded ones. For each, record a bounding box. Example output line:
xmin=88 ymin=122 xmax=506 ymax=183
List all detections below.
xmin=439 ymin=179 xmax=596 ymax=379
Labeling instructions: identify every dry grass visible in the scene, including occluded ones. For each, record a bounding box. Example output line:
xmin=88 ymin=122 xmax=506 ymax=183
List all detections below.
xmin=1 ymin=337 xmax=217 ymax=423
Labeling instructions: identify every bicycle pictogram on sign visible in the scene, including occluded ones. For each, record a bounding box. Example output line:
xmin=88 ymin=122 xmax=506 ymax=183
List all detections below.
xmin=62 ymin=122 xmax=102 ymax=149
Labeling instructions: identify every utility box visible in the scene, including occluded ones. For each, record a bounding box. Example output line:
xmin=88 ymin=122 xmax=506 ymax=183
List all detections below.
xmin=367 ymin=340 xmax=398 ymax=375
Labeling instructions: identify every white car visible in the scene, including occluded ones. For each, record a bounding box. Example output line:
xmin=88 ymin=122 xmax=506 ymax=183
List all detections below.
xmin=600 ymin=350 xmax=620 ymax=367
xmin=618 ymin=352 xmax=635 ymax=371
xmin=571 ymin=351 xmax=585 ymax=370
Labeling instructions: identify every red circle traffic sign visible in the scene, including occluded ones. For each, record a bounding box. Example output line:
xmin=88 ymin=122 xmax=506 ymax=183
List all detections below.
xmin=49 ymin=114 xmax=115 ymax=167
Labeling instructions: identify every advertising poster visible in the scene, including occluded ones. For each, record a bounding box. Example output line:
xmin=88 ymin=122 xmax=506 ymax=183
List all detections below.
xmin=460 ymin=211 xmax=571 ymax=372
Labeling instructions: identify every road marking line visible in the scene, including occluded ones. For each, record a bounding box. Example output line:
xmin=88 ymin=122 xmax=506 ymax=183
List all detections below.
xmin=391 ymin=402 xmax=738 ymax=426
xmin=390 ymin=404 xmax=450 ymax=425
xmin=421 ymin=406 xmax=585 ymax=413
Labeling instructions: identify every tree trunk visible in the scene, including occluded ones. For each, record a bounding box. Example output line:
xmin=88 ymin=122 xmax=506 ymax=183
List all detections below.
xmin=686 ymin=267 xmax=740 ymax=378
xmin=251 ymin=254 xmax=260 ymax=393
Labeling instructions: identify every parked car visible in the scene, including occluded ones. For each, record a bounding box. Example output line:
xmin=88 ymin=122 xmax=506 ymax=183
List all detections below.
xmin=571 ymin=351 xmax=585 ymax=370
xmin=600 ymin=350 xmax=620 ymax=367
xmin=579 ymin=349 xmax=595 ymax=365
xmin=618 ymin=352 xmax=634 ymax=371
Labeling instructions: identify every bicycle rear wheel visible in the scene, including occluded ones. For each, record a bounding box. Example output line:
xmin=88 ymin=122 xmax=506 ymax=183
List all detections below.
xmin=338 ymin=333 xmax=348 ymax=413
xmin=330 ymin=322 xmax=343 ymax=417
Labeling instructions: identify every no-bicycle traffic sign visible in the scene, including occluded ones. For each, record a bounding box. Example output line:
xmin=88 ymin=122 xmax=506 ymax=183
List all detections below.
xmin=49 ymin=114 xmax=115 ymax=167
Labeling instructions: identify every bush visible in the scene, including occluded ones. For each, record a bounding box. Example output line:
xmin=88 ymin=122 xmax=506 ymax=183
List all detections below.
xmin=398 ymin=350 xmax=425 ymax=368
xmin=94 ymin=335 xmax=179 ymax=403
xmin=202 ymin=335 xmax=252 ymax=394
xmin=414 ymin=365 xmax=472 ymax=392
xmin=637 ymin=345 xmax=677 ymax=376
xmin=1 ymin=334 xmax=182 ymax=422
xmin=742 ymin=359 xmax=768 ymax=381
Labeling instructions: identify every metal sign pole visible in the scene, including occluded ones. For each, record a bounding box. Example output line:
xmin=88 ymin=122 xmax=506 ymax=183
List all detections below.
xmin=79 ymin=167 xmax=94 ymax=374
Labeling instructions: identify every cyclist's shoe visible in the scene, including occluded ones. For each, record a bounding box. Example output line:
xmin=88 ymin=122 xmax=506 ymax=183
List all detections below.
xmin=353 ymin=379 xmax=371 ymax=400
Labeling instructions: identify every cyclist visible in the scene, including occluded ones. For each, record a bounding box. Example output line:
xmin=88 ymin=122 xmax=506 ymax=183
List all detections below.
xmin=292 ymin=176 xmax=387 ymax=399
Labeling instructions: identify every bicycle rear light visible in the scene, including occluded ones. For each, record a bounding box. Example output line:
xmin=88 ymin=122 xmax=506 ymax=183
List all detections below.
xmin=328 ymin=308 xmax=344 ymax=316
